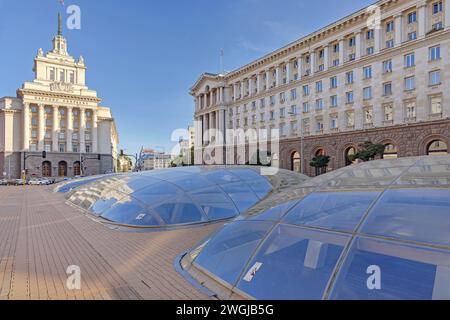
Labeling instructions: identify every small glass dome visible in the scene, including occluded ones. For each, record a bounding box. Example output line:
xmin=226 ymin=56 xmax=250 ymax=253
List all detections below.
xmin=180 ymin=156 xmax=450 ymax=300
xmin=55 ymin=174 xmax=119 ymax=193
xmin=65 ymin=166 xmax=283 ymax=228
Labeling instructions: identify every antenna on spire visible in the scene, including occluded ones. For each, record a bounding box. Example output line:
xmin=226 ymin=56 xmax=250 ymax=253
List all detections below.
xmin=58 ymin=12 xmax=62 ymax=36
xmin=219 ymin=48 xmax=224 ymax=75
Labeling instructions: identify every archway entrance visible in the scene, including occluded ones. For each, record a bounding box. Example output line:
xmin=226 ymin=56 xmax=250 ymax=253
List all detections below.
xmin=344 ymin=147 xmax=357 ymax=166
xmin=291 ymin=152 xmax=301 ymax=173
xmin=427 ymin=140 xmax=448 ymax=156
xmin=383 ymin=143 xmax=398 ymax=159
xmin=73 ymin=161 xmax=81 ymax=176
xmin=42 ymin=161 xmax=52 ymax=177
xmin=58 ymin=161 xmax=68 ymax=177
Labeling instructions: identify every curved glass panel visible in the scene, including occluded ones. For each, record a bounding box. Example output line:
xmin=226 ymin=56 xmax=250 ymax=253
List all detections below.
xmin=55 ymin=174 xmax=117 ymax=193
xmin=283 ymin=191 xmax=380 ymax=232
xmin=361 ymin=188 xmax=450 ymax=245
xmin=330 ymin=237 xmax=450 ymax=300
xmin=236 ymin=225 xmax=349 ymax=299
xmin=194 ymin=221 xmax=274 ymax=286
xmin=66 ymin=167 xmax=273 ymax=228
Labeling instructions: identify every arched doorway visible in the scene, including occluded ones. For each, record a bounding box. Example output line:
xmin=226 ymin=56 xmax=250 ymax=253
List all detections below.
xmin=42 ymin=161 xmax=52 ymax=177
xmin=316 ymin=148 xmax=325 ymax=156
xmin=383 ymin=143 xmax=398 ymax=159
xmin=344 ymin=146 xmax=357 ymax=166
xmin=73 ymin=161 xmax=81 ymax=176
xmin=58 ymin=161 xmax=68 ymax=177
xmin=427 ymin=140 xmax=448 ymax=156
xmin=291 ymin=151 xmax=301 ymax=173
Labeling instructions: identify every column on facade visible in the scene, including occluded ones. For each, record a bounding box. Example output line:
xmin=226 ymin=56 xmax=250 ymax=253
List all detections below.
xmin=338 ymin=38 xmax=345 ymax=65
xmin=265 ymin=70 xmax=270 ymax=90
xmin=67 ymin=107 xmax=73 ymax=152
xmin=38 ymin=104 xmax=45 ymax=151
xmin=80 ymin=108 xmax=86 ymax=153
xmin=297 ymin=57 xmax=302 ymax=80
xmin=323 ymin=46 xmax=329 ymax=70
xmin=256 ymin=73 xmax=261 ymax=93
xmin=23 ymin=103 xmax=30 ymax=150
xmin=355 ymin=32 xmax=361 ymax=59
xmin=248 ymin=78 xmax=254 ymax=96
xmin=275 ymin=65 xmax=281 ymax=87
xmin=418 ymin=1 xmax=427 ymax=38
xmin=92 ymin=109 xmax=98 ymax=154
xmin=216 ymin=109 xmax=225 ymax=165
xmin=286 ymin=61 xmax=291 ymax=83
xmin=310 ymin=51 xmax=315 ymax=76
xmin=394 ymin=14 xmax=403 ymax=46
xmin=52 ymin=106 xmax=59 ymax=152
xmin=204 ymin=113 xmax=210 ymax=143
xmin=374 ymin=27 xmax=381 ymax=53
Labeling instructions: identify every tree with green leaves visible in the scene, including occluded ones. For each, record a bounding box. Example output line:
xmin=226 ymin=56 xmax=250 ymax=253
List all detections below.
xmin=309 ymin=155 xmax=330 ymax=176
xmin=348 ymin=141 xmax=386 ymax=162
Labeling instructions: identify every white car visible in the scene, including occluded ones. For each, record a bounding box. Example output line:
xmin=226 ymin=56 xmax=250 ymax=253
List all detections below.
xmin=28 ymin=178 xmax=51 ymax=185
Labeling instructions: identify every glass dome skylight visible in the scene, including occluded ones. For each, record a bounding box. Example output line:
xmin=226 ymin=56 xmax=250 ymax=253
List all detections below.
xmin=65 ymin=167 xmax=277 ymax=228
xmin=180 ymin=155 xmax=450 ymax=300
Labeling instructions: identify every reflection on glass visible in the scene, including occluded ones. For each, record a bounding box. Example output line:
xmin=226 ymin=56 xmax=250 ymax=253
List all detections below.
xmin=151 ymin=197 xmax=206 ymax=224
xmin=283 ymin=191 xmax=380 ymax=231
xmin=362 ymin=188 xmax=450 ymax=245
xmin=330 ymin=237 xmax=450 ymax=300
xmin=189 ymin=187 xmax=238 ymax=220
xmin=194 ymin=221 xmax=274 ymax=286
xmin=236 ymin=225 xmax=349 ymax=299
xmin=221 ymin=182 xmax=261 ymax=213
xmin=101 ymin=200 xmax=159 ymax=226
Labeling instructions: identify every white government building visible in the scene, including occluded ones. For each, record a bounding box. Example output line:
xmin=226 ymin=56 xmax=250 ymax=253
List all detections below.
xmin=0 ymin=15 xmax=119 ymax=179
xmin=191 ymin=0 xmax=450 ymax=176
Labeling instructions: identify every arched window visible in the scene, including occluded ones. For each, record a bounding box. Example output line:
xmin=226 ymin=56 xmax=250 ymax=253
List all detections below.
xmin=291 ymin=152 xmax=301 ymax=173
xmin=73 ymin=161 xmax=81 ymax=176
xmin=315 ymin=149 xmax=325 ymax=156
xmin=58 ymin=161 xmax=68 ymax=177
xmin=42 ymin=161 xmax=52 ymax=177
xmin=383 ymin=143 xmax=398 ymax=159
xmin=344 ymin=147 xmax=357 ymax=166
xmin=427 ymin=140 xmax=448 ymax=156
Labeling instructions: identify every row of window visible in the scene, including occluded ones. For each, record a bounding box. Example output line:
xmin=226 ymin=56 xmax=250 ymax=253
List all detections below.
xmin=48 ymin=67 xmax=76 ymax=84
xmin=29 ymin=143 xmax=93 ymax=153
xmin=30 ymin=130 xmax=93 ymax=141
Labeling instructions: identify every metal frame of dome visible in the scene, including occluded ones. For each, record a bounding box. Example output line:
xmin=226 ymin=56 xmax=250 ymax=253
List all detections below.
xmin=64 ymin=166 xmax=309 ymax=230
xmin=179 ymin=155 xmax=450 ymax=300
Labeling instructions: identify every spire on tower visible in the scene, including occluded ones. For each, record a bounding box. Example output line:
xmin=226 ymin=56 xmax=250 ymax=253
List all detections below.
xmin=58 ymin=12 xmax=62 ymax=36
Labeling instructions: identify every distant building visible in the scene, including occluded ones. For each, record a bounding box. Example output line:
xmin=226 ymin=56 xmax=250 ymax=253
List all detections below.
xmin=0 ymin=14 xmax=118 ymax=179
xmin=137 ymin=148 xmax=172 ymax=171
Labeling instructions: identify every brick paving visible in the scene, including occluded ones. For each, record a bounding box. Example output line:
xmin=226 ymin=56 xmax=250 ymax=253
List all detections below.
xmin=0 ymin=186 xmax=222 ymax=300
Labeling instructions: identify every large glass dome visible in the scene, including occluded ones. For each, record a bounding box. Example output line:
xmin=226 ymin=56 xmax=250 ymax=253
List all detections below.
xmin=64 ymin=166 xmax=304 ymax=229
xmin=180 ymin=155 xmax=450 ymax=300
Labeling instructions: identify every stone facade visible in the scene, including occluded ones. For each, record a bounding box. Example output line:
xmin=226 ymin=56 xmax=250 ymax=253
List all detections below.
xmin=191 ymin=0 xmax=450 ymax=176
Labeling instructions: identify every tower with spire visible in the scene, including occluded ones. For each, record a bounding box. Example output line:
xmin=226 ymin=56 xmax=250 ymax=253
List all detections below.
xmin=52 ymin=12 xmax=68 ymax=55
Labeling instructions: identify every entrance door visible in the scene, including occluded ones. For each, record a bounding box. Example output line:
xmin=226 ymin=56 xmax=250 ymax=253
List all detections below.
xmin=73 ymin=161 xmax=81 ymax=176
xmin=42 ymin=161 xmax=52 ymax=177
xmin=58 ymin=161 xmax=67 ymax=177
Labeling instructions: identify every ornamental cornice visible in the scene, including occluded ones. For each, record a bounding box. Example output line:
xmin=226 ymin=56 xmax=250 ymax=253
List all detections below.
xmin=17 ymin=88 xmax=101 ymax=103
xmin=0 ymin=108 xmax=21 ymax=114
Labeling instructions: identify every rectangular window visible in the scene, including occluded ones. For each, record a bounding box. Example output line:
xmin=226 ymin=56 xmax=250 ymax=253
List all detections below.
xmin=429 ymin=46 xmax=441 ymax=61
xmin=69 ymin=71 xmax=75 ymax=84
xmin=85 ymin=145 xmax=91 ymax=153
xmin=59 ymin=143 xmax=65 ymax=153
xmin=58 ymin=131 xmax=65 ymax=140
xmin=280 ymin=108 xmax=286 ymax=118
xmin=346 ymin=71 xmax=354 ymax=84
xmin=260 ymin=98 xmax=265 ymax=108
xmin=384 ymin=104 xmax=394 ymax=121
xmin=363 ymin=87 xmax=372 ymax=100
xmin=432 ymin=22 xmax=444 ymax=31
xmin=408 ymin=32 xmax=417 ymax=41
xmin=383 ymin=60 xmax=392 ymax=73
xmin=366 ymin=47 xmax=374 ymax=55
xmin=404 ymin=53 xmax=415 ymax=68
xmin=31 ymin=117 xmax=38 ymax=126
xmin=433 ymin=1 xmax=443 ymax=14
xmin=316 ymin=81 xmax=323 ymax=93
xmin=405 ymin=76 xmax=415 ymax=90
xmin=72 ymin=144 xmax=78 ymax=153
xmin=349 ymin=37 xmax=356 ymax=47
xmin=290 ymin=89 xmax=297 ymax=100
xmin=318 ymin=64 xmax=325 ymax=72
xmin=405 ymin=102 xmax=416 ymax=119
xmin=49 ymin=68 xmax=55 ymax=81
xmin=367 ymin=29 xmax=374 ymax=39
xmin=333 ymin=59 xmax=340 ymax=67
xmin=319 ymin=49 xmax=324 ymax=59
xmin=45 ymin=130 xmax=51 ymax=139
xmin=333 ymin=43 xmax=340 ymax=52
xmin=270 ymin=96 xmax=275 ymax=105
xmin=346 ymin=91 xmax=354 ymax=104
xmin=270 ymin=111 xmax=275 ymax=120
xmin=44 ymin=144 xmax=51 ymax=152
xmin=349 ymin=53 xmax=356 ymax=61
xmin=408 ymin=12 xmax=417 ymax=24
xmin=316 ymin=99 xmax=324 ymax=110
xmin=316 ymin=120 xmax=324 ymax=132
xmin=430 ymin=96 xmax=443 ymax=114
xmin=383 ymin=82 xmax=392 ymax=96
xmin=386 ymin=40 xmax=394 ymax=48
xmin=60 ymin=70 xmax=65 ymax=82
xmin=330 ymin=116 xmax=338 ymax=129
xmin=386 ymin=21 xmax=394 ymax=32
xmin=363 ymin=66 xmax=372 ymax=79
xmin=290 ymin=105 xmax=297 ymax=115
xmin=279 ymin=92 xmax=286 ymax=103
xmin=303 ymin=102 xmax=310 ymax=113
xmin=302 ymin=85 xmax=310 ymax=96
xmin=330 ymin=95 xmax=338 ymax=107
xmin=429 ymin=70 xmax=441 ymax=85
xmin=330 ymin=76 xmax=337 ymax=89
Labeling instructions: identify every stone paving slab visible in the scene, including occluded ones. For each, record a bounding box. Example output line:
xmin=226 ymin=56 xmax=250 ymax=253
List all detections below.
xmin=0 ymin=186 xmax=222 ymax=300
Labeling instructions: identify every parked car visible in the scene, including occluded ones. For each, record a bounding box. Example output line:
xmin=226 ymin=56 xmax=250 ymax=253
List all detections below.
xmin=0 ymin=179 xmax=7 ymax=186
xmin=28 ymin=178 xmax=52 ymax=185
xmin=15 ymin=179 xmax=26 ymax=186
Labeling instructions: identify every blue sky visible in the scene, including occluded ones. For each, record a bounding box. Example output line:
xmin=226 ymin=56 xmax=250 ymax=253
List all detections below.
xmin=0 ymin=0 xmax=374 ymax=156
